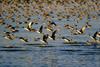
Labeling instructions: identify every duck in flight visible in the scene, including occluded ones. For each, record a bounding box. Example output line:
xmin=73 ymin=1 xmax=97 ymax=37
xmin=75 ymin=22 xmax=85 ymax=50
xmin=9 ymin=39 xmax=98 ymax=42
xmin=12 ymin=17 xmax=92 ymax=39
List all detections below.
xmin=40 ymin=34 xmax=49 ymax=44
xmin=87 ymin=31 xmax=100 ymax=43
xmin=24 ymin=22 xmax=36 ymax=32
xmin=37 ymin=25 xmax=43 ymax=34
xmin=71 ymin=25 xmax=87 ymax=35
xmin=45 ymin=24 xmax=53 ymax=32
xmin=19 ymin=37 xmax=28 ymax=42
xmin=48 ymin=21 xmax=57 ymax=26
xmin=5 ymin=24 xmax=19 ymax=33
xmin=62 ymin=36 xmax=72 ymax=43
xmin=86 ymin=21 xmax=92 ymax=28
xmin=90 ymin=31 xmax=100 ymax=40
xmin=48 ymin=30 xmax=57 ymax=40
xmin=45 ymin=21 xmax=55 ymax=32
xmin=3 ymin=32 xmax=16 ymax=40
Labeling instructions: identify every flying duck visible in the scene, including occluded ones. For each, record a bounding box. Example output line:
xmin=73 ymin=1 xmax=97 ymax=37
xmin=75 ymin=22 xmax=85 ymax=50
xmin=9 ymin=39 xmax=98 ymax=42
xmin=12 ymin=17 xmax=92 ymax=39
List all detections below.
xmin=24 ymin=22 xmax=36 ymax=32
xmin=37 ymin=25 xmax=43 ymax=34
xmin=3 ymin=32 xmax=16 ymax=40
xmin=40 ymin=34 xmax=49 ymax=44
xmin=19 ymin=37 xmax=28 ymax=42
xmin=72 ymin=25 xmax=87 ymax=35
xmin=90 ymin=31 xmax=100 ymax=40
xmin=48 ymin=30 xmax=57 ymax=40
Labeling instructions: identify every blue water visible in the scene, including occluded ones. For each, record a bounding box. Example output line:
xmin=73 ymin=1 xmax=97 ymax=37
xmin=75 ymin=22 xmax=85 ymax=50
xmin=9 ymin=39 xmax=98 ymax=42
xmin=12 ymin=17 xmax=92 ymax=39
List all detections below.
xmin=0 ymin=43 xmax=100 ymax=67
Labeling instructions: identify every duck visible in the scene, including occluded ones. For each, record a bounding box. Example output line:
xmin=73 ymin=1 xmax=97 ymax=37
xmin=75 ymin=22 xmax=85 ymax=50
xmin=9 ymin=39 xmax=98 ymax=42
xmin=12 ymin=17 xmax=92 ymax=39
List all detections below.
xmin=45 ymin=22 xmax=54 ymax=32
xmin=62 ymin=37 xmax=72 ymax=43
xmin=19 ymin=37 xmax=28 ymax=42
xmin=48 ymin=21 xmax=57 ymax=26
xmin=71 ymin=25 xmax=87 ymax=35
xmin=86 ymin=21 xmax=92 ymax=28
xmin=45 ymin=24 xmax=53 ymax=31
xmin=9 ymin=27 xmax=19 ymax=33
xmin=48 ymin=30 xmax=57 ymax=40
xmin=64 ymin=24 xmax=74 ymax=30
xmin=5 ymin=24 xmax=19 ymax=33
xmin=90 ymin=31 xmax=100 ymax=40
xmin=3 ymin=32 xmax=16 ymax=40
xmin=40 ymin=34 xmax=49 ymax=44
xmin=24 ymin=22 xmax=36 ymax=32
xmin=28 ymin=21 xmax=33 ymax=29
xmin=88 ymin=31 xmax=100 ymax=44
xmin=36 ymin=25 xmax=43 ymax=34
xmin=5 ymin=24 xmax=12 ymax=29
xmin=4 ymin=35 xmax=14 ymax=40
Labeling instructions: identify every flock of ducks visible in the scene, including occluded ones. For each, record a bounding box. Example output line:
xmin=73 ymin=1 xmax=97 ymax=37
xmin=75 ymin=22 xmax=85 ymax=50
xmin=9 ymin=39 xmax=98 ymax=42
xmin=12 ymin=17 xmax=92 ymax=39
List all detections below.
xmin=0 ymin=0 xmax=100 ymax=45
xmin=1 ymin=19 xmax=100 ymax=45
xmin=0 ymin=21 xmax=59 ymax=44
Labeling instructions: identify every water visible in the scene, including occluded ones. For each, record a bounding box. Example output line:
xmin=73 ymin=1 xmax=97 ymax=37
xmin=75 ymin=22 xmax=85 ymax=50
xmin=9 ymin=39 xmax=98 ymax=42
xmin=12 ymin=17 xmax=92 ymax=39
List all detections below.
xmin=0 ymin=34 xmax=100 ymax=67
xmin=0 ymin=43 xmax=100 ymax=67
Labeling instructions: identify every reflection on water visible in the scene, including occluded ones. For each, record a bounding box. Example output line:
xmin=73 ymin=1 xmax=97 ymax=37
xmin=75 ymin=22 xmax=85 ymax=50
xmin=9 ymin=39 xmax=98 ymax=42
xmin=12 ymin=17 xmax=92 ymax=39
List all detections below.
xmin=0 ymin=44 xmax=100 ymax=67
